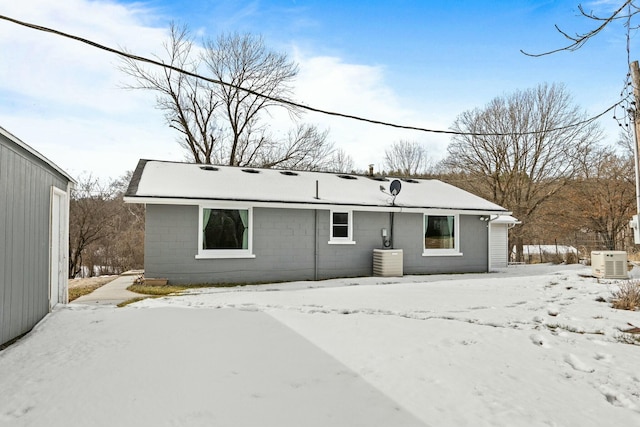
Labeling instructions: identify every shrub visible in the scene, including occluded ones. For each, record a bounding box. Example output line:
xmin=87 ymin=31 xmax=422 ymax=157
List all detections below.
xmin=565 ymin=251 xmax=578 ymax=264
xmin=547 ymin=251 xmax=565 ymax=265
xmin=611 ymin=280 xmax=640 ymax=311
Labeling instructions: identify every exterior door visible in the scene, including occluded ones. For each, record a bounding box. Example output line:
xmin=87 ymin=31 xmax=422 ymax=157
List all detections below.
xmin=50 ymin=188 xmax=68 ymax=309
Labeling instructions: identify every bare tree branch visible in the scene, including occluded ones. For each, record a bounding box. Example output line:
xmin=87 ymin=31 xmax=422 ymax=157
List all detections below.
xmin=521 ymin=0 xmax=635 ymax=57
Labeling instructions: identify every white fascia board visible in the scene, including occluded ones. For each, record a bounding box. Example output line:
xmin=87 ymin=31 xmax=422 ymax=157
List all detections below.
xmin=123 ymin=196 xmax=510 ymax=216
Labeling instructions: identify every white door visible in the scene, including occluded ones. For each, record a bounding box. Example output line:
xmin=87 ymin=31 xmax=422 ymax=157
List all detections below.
xmin=50 ymin=188 xmax=68 ymax=309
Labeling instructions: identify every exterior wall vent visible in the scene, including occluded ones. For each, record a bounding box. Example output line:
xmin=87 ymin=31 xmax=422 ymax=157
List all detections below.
xmin=373 ymin=249 xmax=403 ymax=277
xmin=591 ymin=251 xmax=628 ymax=279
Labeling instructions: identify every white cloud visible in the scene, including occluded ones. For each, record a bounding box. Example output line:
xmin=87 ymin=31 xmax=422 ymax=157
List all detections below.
xmin=282 ymin=50 xmax=452 ymax=171
xmin=0 ymin=1 xmax=453 ymax=180
xmin=0 ymin=0 xmax=179 ymax=179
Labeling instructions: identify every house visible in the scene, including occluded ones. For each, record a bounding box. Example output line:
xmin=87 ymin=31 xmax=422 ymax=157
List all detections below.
xmin=1 ymin=126 xmax=74 ymax=346
xmin=124 ymin=159 xmax=515 ymax=284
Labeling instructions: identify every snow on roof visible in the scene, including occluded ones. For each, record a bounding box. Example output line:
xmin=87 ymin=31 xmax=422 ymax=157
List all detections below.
xmin=491 ymin=215 xmax=520 ymax=224
xmin=124 ymin=159 xmax=509 ymax=213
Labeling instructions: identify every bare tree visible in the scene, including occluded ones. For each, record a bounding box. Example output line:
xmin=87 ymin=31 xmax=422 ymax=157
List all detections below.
xmin=328 ymin=149 xmax=355 ymax=173
xmin=69 ymin=173 xmax=145 ymax=278
xmin=121 ymin=24 xmax=221 ymax=164
xmin=384 ymin=140 xmax=430 ymax=176
xmin=259 ymin=124 xmax=335 ymax=170
xmin=571 ymin=143 xmax=636 ymax=249
xmin=69 ymin=175 xmax=118 ymax=278
xmin=121 ymin=24 xmax=333 ymax=169
xmin=202 ymin=32 xmax=299 ymax=166
xmin=443 ymin=83 xmax=603 ymax=261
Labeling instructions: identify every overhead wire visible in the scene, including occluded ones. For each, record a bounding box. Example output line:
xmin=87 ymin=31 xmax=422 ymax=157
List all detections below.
xmin=0 ymin=13 xmax=626 ymax=138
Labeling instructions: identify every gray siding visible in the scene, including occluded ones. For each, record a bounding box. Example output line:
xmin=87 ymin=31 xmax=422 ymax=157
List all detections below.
xmin=144 ymin=205 xmax=489 ymax=285
xmin=0 ymin=137 xmax=69 ymax=346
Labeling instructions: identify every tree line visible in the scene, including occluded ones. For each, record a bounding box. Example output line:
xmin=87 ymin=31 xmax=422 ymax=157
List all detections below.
xmin=69 ymin=20 xmax=637 ymax=277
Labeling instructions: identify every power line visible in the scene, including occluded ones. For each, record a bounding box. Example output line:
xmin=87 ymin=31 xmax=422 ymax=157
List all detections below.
xmin=0 ymin=13 xmax=624 ymax=137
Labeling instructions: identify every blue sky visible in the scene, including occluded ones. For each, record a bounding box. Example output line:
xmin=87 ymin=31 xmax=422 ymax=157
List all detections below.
xmin=0 ymin=0 xmax=634 ymax=179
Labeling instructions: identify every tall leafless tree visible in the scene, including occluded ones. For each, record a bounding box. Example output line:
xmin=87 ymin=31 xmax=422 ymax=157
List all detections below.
xmin=328 ymin=148 xmax=355 ymax=173
xmin=384 ymin=140 xmax=430 ymax=176
xmin=444 ymin=83 xmax=603 ymax=261
xmin=120 ymin=24 xmax=333 ymax=168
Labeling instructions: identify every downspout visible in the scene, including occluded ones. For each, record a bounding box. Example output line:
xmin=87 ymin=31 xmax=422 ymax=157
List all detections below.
xmin=313 ymin=180 xmax=319 ymax=281
xmin=314 ymin=209 xmax=318 ymax=281
xmin=389 ymin=212 xmax=394 ymax=249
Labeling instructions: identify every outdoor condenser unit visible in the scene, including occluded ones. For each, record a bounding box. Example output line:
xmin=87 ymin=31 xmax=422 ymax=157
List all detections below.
xmin=373 ymin=249 xmax=403 ymax=277
xmin=591 ymin=251 xmax=628 ymax=279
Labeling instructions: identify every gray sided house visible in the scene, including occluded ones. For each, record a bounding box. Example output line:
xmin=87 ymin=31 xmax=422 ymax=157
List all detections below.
xmin=124 ymin=160 xmax=515 ymax=285
xmin=1 ymin=126 xmax=74 ymax=346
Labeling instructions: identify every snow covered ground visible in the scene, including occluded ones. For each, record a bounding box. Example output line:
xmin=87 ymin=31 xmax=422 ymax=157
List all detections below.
xmin=1 ymin=264 xmax=639 ymax=426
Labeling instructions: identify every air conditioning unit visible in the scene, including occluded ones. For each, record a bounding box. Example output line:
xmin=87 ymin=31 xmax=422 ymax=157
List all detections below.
xmin=591 ymin=251 xmax=628 ymax=279
xmin=373 ymin=249 xmax=403 ymax=277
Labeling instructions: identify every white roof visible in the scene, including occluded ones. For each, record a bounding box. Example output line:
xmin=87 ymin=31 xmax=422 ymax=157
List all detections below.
xmin=491 ymin=215 xmax=520 ymax=224
xmin=124 ymin=160 xmax=509 ymax=213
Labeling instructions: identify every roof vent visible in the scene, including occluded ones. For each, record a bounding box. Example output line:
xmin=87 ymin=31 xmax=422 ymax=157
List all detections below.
xmin=200 ymin=166 xmax=219 ymax=171
xmin=280 ymin=171 xmax=299 ymax=176
xmin=401 ymin=178 xmax=419 ymax=183
xmin=369 ymin=176 xmax=388 ymax=182
xmin=241 ymin=168 xmax=260 ymax=174
xmin=338 ymin=174 xmax=357 ymax=180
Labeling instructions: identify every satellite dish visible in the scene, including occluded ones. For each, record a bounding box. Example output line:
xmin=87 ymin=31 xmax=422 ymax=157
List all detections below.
xmin=390 ymin=179 xmax=402 ymax=196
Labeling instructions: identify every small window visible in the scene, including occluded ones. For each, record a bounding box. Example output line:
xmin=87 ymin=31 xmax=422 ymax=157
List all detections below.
xmin=423 ymin=214 xmax=461 ymax=256
xmin=197 ymin=207 xmax=254 ymax=259
xmin=329 ymin=210 xmax=355 ymax=244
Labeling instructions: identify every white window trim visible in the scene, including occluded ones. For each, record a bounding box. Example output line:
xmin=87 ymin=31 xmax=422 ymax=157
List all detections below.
xmin=422 ymin=212 xmax=462 ymax=257
xmin=328 ymin=210 xmax=356 ymax=245
xmin=196 ymin=205 xmax=256 ymax=259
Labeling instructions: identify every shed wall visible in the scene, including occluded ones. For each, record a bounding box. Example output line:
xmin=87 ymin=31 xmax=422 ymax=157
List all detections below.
xmin=144 ymin=205 xmax=489 ymax=284
xmin=0 ymin=137 xmax=69 ymax=345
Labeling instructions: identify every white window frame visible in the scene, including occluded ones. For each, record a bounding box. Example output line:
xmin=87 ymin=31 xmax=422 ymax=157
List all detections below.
xmin=422 ymin=212 xmax=462 ymax=257
xmin=196 ymin=205 xmax=255 ymax=259
xmin=328 ymin=210 xmax=356 ymax=245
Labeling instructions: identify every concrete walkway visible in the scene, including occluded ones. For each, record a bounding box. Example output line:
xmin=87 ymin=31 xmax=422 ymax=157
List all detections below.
xmin=71 ymin=272 xmax=145 ymax=306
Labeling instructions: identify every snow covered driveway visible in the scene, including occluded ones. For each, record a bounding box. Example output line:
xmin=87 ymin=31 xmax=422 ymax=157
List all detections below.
xmin=1 ymin=265 xmax=640 ymax=426
xmin=0 ymin=307 xmax=423 ymax=427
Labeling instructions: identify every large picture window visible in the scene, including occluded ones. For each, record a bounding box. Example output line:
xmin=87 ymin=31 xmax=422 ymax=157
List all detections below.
xmin=197 ymin=207 xmax=254 ymax=258
xmin=424 ymin=214 xmax=460 ymax=255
